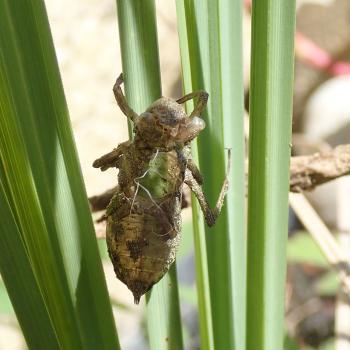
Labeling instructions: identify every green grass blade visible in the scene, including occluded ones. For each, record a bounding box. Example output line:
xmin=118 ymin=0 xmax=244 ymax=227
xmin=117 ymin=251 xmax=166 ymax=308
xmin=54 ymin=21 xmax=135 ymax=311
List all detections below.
xmin=146 ymin=266 xmax=184 ymax=350
xmin=116 ymin=1 xmax=184 ymax=348
xmin=246 ymin=1 xmax=296 ymax=349
xmin=176 ymin=1 xmax=246 ymax=349
xmin=0 ymin=1 xmax=119 ymax=348
xmin=175 ymin=2 xmax=214 ymax=349
xmin=0 ymin=179 xmax=59 ymax=349
xmin=116 ymin=0 xmax=161 ymax=137
xmin=219 ymin=1 xmax=246 ymax=348
xmin=1 ymin=49 xmax=83 ymax=350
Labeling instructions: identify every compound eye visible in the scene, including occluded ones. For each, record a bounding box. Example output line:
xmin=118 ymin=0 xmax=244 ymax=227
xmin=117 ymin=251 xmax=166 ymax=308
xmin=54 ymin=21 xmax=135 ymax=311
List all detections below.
xmin=191 ymin=116 xmax=206 ymax=130
xmin=176 ymin=115 xmax=206 ymax=142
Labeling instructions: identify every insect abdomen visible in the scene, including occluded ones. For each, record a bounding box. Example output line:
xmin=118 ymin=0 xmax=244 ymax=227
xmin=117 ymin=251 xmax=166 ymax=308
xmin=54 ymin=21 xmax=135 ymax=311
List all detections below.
xmin=106 ymin=194 xmax=181 ymax=304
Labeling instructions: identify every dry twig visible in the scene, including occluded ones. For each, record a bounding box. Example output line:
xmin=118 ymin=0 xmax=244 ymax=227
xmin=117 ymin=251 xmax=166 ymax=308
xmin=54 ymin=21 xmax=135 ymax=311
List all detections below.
xmin=89 ymin=144 xmax=350 ymax=212
xmin=89 ymin=186 xmax=118 ymax=212
xmin=289 ymin=193 xmax=350 ymax=294
xmin=290 ymin=144 xmax=350 ymax=192
xmin=89 ymin=142 xmax=350 ymax=228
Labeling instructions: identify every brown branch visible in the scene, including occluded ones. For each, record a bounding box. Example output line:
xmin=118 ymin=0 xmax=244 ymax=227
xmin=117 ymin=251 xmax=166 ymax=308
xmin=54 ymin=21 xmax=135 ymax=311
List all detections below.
xmin=290 ymin=144 xmax=350 ymax=192
xmin=89 ymin=186 xmax=189 ymax=213
xmin=89 ymin=186 xmax=118 ymax=212
xmin=89 ymin=144 xmax=350 ymax=212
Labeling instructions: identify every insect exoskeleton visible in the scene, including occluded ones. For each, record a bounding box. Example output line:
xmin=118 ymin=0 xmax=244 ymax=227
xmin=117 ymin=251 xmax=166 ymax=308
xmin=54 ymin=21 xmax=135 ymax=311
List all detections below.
xmin=93 ymin=73 xmax=230 ymax=304
xmin=106 ymin=148 xmax=185 ymax=304
xmin=133 ymin=96 xmax=206 ymax=149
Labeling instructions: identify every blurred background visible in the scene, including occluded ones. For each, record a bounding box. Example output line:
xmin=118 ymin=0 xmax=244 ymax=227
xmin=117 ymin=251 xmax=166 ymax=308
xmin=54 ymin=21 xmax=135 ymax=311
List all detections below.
xmin=1 ymin=0 xmax=350 ymax=349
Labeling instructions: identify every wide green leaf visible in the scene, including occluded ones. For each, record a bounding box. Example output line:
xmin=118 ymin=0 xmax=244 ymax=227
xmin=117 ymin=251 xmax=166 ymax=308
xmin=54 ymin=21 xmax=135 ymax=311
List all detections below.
xmin=116 ymin=1 xmax=184 ymax=349
xmin=246 ymin=1 xmax=296 ymax=349
xmin=0 ymin=179 xmax=59 ymax=349
xmin=0 ymin=1 xmax=119 ymax=348
xmin=176 ymin=1 xmax=246 ymax=349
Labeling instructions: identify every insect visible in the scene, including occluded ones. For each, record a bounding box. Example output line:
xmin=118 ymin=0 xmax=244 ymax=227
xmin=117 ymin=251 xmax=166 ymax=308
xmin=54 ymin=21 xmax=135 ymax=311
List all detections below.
xmin=93 ymin=73 xmax=230 ymax=304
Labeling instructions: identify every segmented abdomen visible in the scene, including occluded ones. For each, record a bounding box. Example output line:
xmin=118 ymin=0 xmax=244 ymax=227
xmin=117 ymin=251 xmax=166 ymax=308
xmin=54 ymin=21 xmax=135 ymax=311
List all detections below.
xmin=106 ymin=194 xmax=181 ymax=304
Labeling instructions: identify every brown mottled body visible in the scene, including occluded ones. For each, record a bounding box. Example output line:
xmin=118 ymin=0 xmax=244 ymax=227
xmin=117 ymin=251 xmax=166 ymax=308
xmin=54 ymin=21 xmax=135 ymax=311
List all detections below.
xmin=106 ymin=194 xmax=182 ymax=303
xmin=93 ymin=73 xmax=230 ymax=303
xmin=105 ymin=149 xmax=185 ymax=303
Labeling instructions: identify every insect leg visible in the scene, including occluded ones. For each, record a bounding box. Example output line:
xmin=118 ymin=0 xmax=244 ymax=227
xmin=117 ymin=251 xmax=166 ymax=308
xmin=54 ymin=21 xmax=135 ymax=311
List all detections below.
xmin=186 ymin=159 xmax=204 ymax=185
xmin=113 ymin=73 xmax=139 ymax=122
xmin=185 ymin=150 xmax=231 ymax=227
xmin=176 ymin=90 xmax=209 ymax=118
xmin=93 ymin=141 xmax=128 ymax=171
